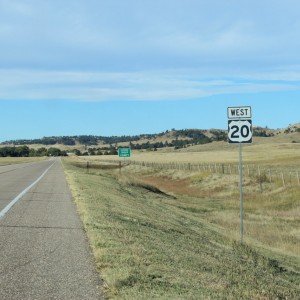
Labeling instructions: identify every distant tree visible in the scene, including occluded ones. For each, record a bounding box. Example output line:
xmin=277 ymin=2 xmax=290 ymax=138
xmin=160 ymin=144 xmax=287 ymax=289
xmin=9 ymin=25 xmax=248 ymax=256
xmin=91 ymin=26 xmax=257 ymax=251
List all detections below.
xmin=36 ymin=147 xmax=48 ymax=156
xmin=61 ymin=150 xmax=68 ymax=156
xmin=73 ymin=149 xmax=82 ymax=156
xmin=47 ymin=147 xmax=67 ymax=156
xmin=78 ymin=136 xmax=98 ymax=145
xmin=210 ymin=130 xmax=227 ymax=141
xmin=40 ymin=137 xmax=57 ymax=145
xmin=88 ymin=148 xmax=96 ymax=155
xmin=0 ymin=147 xmax=13 ymax=157
xmin=15 ymin=146 xmax=30 ymax=157
xmin=59 ymin=137 xmax=76 ymax=146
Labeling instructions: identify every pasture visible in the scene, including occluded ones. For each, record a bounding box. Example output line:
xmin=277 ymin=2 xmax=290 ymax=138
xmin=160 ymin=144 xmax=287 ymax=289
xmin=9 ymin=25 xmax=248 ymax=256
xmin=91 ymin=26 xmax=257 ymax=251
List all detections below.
xmin=62 ymin=139 xmax=300 ymax=299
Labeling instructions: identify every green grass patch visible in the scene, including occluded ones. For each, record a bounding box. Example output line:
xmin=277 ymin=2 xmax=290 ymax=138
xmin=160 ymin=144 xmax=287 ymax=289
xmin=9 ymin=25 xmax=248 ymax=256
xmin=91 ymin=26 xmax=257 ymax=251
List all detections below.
xmin=63 ymin=160 xmax=300 ymax=299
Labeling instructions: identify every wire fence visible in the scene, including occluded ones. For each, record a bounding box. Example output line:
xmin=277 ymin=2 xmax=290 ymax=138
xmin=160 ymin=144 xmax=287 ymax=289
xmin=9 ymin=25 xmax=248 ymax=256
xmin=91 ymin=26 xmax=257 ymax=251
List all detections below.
xmin=79 ymin=158 xmax=300 ymax=187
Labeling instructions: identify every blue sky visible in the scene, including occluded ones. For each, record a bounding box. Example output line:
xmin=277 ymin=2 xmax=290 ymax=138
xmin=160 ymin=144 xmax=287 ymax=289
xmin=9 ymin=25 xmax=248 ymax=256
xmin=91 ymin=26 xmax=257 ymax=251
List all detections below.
xmin=0 ymin=0 xmax=300 ymax=141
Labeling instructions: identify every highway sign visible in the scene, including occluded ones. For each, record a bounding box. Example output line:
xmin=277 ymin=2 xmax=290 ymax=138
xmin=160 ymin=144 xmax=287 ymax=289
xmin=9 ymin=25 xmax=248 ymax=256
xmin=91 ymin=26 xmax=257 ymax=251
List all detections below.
xmin=118 ymin=148 xmax=131 ymax=158
xmin=228 ymin=120 xmax=252 ymax=143
xmin=228 ymin=106 xmax=251 ymax=119
xmin=227 ymin=106 xmax=253 ymax=244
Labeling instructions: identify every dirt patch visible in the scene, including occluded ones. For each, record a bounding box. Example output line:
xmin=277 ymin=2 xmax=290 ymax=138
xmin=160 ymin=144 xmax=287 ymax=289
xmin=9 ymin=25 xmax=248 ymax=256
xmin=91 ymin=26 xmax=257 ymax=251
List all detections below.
xmin=128 ymin=180 xmax=177 ymax=199
xmin=138 ymin=175 xmax=203 ymax=198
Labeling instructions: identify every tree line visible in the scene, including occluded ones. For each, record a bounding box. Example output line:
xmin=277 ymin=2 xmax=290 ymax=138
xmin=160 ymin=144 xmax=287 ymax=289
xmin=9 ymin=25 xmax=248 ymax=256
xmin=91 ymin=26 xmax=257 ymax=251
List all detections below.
xmin=1 ymin=135 xmax=146 ymax=146
xmin=1 ymin=129 xmax=224 ymax=147
xmin=0 ymin=146 xmax=68 ymax=157
xmin=1 ymin=128 xmax=274 ymax=156
xmin=72 ymin=136 xmax=216 ymax=156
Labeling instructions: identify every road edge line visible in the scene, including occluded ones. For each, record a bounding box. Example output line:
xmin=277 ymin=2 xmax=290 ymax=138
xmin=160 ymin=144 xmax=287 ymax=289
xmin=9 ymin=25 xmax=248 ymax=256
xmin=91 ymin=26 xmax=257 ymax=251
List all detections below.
xmin=0 ymin=162 xmax=55 ymax=220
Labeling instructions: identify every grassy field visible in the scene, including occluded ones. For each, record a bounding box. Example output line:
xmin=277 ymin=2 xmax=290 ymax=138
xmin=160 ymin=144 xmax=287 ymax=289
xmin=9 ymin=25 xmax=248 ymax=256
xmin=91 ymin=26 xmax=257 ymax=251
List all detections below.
xmin=0 ymin=157 xmax=47 ymax=166
xmin=63 ymin=144 xmax=300 ymax=299
xmin=85 ymin=140 xmax=300 ymax=172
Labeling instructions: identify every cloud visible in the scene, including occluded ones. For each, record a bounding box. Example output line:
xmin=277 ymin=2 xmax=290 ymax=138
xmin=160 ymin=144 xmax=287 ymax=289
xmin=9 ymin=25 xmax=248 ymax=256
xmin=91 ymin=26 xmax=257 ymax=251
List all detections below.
xmin=1 ymin=1 xmax=300 ymax=69
xmin=0 ymin=69 xmax=298 ymax=102
xmin=0 ymin=1 xmax=300 ymax=101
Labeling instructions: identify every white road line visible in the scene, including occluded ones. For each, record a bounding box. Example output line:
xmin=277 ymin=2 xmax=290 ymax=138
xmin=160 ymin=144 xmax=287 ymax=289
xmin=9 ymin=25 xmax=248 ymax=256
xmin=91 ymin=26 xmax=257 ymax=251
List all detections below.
xmin=0 ymin=162 xmax=55 ymax=220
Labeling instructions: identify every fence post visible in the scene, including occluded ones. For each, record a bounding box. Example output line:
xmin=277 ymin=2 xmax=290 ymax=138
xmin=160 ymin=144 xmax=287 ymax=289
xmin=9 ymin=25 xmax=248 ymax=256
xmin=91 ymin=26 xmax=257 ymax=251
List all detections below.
xmin=297 ymin=172 xmax=300 ymax=186
xmin=281 ymin=172 xmax=285 ymax=187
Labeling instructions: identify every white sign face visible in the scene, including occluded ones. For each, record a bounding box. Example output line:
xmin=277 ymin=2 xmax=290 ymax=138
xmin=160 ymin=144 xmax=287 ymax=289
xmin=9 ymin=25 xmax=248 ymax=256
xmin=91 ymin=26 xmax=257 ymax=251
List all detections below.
xmin=228 ymin=120 xmax=252 ymax=143
xmin=228 ymin=106 xmax=251 ymax=119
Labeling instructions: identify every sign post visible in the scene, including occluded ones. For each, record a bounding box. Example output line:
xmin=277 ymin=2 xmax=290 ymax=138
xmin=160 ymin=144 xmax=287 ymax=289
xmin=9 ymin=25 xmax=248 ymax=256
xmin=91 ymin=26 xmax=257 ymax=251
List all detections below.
xmin=118 ymin=148 xmax=131 ymax=173
xmin=227 ymin=106 xmax=252 ymax=244
xmin=239 ymin=142 xmax=243 ymax=243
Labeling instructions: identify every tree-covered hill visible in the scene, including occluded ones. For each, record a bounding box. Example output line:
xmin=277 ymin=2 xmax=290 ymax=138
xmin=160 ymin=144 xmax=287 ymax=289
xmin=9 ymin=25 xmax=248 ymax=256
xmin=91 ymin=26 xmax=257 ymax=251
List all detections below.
xmin=1 ymin=135 xmax=144 ymax=146
xmin=0 ymin=124 xmax=296 ymax=157
xmin=1 ymin=127 xmax=277 ymax=148
xmin=1 ymin=129 xmax=222 ymax=149
xmin=0 ymin=126 xmax=280 ymax=157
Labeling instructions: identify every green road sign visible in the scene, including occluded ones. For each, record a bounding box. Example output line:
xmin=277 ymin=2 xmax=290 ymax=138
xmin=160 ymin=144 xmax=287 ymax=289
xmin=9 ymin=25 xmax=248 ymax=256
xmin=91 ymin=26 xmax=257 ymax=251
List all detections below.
xmin=118 ymin=148 xmax=131 ymax=158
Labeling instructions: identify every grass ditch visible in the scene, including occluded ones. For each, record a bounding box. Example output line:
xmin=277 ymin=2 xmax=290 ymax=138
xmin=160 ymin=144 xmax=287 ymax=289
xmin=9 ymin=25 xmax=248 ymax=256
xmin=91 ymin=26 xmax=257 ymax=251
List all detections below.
xmin=63 ymin=159 xmax=300 ymax=299
xmin=127 ymin=165 xmax=300 ymax=261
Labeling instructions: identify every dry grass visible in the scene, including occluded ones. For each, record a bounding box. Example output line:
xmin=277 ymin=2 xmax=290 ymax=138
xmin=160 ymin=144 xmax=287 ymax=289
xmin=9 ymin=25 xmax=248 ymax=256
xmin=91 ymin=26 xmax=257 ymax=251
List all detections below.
xmin=63 ymin=151 xmax=300 ymax=299
xmin=63 ymin=138 xmax=300 ymax=298
xmin=0 ymin=157 xmax=47 ymax=166
xmin=118 ymin=164 xmax=300 ymax=258
xmin=91 ymin=139 xmax=300 ymax=166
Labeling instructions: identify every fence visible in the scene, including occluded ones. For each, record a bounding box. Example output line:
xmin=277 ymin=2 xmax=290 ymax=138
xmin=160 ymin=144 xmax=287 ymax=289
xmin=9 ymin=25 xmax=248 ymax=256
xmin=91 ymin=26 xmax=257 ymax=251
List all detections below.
xmin=80 ymin=158 xmax=300 ymax=187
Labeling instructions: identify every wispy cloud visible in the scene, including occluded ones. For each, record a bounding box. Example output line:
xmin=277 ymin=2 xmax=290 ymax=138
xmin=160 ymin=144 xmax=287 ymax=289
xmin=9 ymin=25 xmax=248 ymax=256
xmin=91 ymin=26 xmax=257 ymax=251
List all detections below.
xmin=0 ymin=69 xmax=297 ymax=101
xmin=0 ymin=1 xmax=300 ymax=101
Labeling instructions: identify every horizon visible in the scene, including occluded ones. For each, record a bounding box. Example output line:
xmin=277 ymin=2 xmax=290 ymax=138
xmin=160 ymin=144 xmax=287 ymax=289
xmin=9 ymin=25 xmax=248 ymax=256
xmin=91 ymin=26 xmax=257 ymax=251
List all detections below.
xmin=1 ymin=120 xmax=297 ymax=143
xmin=1 ymin=1 xmax=300 ymax=141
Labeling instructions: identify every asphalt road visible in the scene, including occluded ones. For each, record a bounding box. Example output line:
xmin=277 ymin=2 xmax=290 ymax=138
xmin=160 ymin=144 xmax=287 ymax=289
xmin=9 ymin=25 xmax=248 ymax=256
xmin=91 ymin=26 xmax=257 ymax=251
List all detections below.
xmin=0 ymin=159 xmax=104 ymax=300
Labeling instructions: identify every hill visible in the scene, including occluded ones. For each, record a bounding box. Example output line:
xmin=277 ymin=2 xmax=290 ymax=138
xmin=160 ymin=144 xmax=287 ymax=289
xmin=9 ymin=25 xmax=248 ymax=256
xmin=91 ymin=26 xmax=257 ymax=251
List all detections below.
xmin=1 ymin=124 xmax=299 ymax=156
